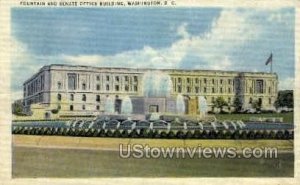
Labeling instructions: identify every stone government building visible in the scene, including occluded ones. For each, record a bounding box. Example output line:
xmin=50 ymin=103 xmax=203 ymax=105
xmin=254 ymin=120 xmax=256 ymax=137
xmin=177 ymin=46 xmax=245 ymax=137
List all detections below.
xmin=22 ymin=64 xmax=278 ymax=119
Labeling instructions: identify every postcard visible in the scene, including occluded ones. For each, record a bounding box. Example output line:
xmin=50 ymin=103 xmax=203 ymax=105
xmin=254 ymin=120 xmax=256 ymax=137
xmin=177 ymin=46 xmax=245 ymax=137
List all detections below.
xmin=0 ymin=0 xmax=299 ymax=184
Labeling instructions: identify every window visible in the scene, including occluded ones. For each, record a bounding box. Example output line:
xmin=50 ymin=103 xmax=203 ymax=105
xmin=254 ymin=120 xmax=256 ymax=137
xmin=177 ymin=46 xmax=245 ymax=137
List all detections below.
xmin=70 ymin=94 xmax=74 ymax=101
xmin=228 ymin=79 xmax=231 ymax=84
xmin=96 ymin=75 xmax=100 ymax=81
xmin=96 ymin=105 xmax=100 ymax=110
xmin=178 ymin=78 xmax=182 ymax=83
xmin=134 ymin=85 xmax=138 ymax=92
xmin=187 ymin=86 xmax=191 ymax=93
xmin=204 ymin=87 xmax=207 ymax=93
xmin=195 ymin=87 xmax=199 ymax=93
xmin=106 ymin=85 xmax=110 ymax=91
xmin=82 ymin=83 xmax=86 ymax=90
xmin=228 ymin=88 xmax=231 ymax=93
xmin=96 ymin=84 xmax=100 ymax=90
xmin=125 ymin=76 xmax=129 ymax=81
xmin=249 ymin=97 xmax=253 ymax=104
xmin=228 ymin=97 xmax=231 ymax=103
xmin=57 ymin=94 xmax=61 ymax=101
xmin=269 ymin=98 xmax=272 ymax=104
xmin=125 ymin=85 xmax=129 ymax=91
xmin=70 ymin=105 xmax=74 ymax=111
xmin=187 ymin=78 xmax=190 ymax=83
xmin=220 ymin=87 xmax=223 ymax=93
xmin=178 ymin=85 xmax=182 ymax=93
xmin=82 ymin=105 xmax=86 ymax=110
xmin=106 ymin=75 xmax=110 ymax=81
xmin=96 ymin=95 xmax=100 ymax=102
xmin=212 ymin=97 xmax=215 ymax=103
xmin=204 ymin=78 xmax=207 ymax=84
xmin=195 ymin=78 xmax=199 ymax=83
xmin=82 ymin=94 xmax=86 ymax=101
xmin=212 ymin=79 xmax=215 ymax=84
xmin=212 ymin=87 xmax=215 ymax=93
xmin=134 ymin=76 xmax=138 ymax=82
xmin=269 ymin=87 xmax=271 ymax=94
xmin=57 ymin=82 xmax=62 ymax=90
xmin=250 ymin=87 xmax=253 ymax=93
xmin=256 ymin=80 xmax=264 ymax=94
xmin=115 ymin=85 xmax=119 ymax=91
xmin=115 ymin=76 xmax=120 ymax=82
xmin=68 ymin=73 xmax=76 ymax=90
xmin=220 ymin=79 xmax=223 ymax=84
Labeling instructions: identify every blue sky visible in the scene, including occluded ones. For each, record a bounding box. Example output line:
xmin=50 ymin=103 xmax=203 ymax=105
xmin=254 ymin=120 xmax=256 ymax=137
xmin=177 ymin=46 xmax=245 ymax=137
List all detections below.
xmin=11 ymin=8 xmax=295 ymax=99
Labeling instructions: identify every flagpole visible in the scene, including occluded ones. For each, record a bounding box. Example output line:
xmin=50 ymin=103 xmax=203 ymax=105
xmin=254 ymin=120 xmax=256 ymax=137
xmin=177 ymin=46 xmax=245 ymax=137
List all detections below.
xmin=271 ymin=59 xmax=273 ymax=73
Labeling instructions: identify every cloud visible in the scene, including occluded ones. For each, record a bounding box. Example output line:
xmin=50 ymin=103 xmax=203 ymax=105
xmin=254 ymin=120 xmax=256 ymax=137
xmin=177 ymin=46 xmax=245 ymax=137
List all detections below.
xmin=279 ymin=77 xmax=294 ymax=90
xmin=11 ymin=8 xmax=294 ymax=101
xmin=62 ymin=9 xmax=260 ymax=71
xmin=177 ymin=23 xmax=190 ymax=39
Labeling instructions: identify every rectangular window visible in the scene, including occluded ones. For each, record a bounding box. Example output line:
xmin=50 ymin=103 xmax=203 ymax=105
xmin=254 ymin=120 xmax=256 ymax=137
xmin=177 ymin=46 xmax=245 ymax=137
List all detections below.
xmin=204 ymin=78 xmax=207 ymax=84
xmin=220 ymin=79 xmax=223 ymax=84
xmin=106 ymin=75 xmax=110 ymax=81
xmin=256 ymin=80 xmax=264 ymax=94
xmin=96 ymin=84 xmax=100 ymax=90
xmin=228 ymin=79 xmax=231 ymax=84
xmin=115 ymin=76 xmax=120 ymax=82
xmin=96 ymin=75 xmax=100 ymax=81
xmin=178 ymin=78 xmax=182 ymax=83
xmin=115 ymin=85 xmax=119 ymax=91
xmin=82 ymin=83 xmax=86 ymax=90
xmin=134 ymin=76 xmax=138 ymax=82
xmin=178 ymin=85 xmax=182 ymax=93
xmin=195 ymin=78 xmax=199 ymax=84
xmin=125 ymin=76 xmax=129 ymax=81
xmin=187 ymin=86 xmax=191 ymax=93
xmin=212 ymin=87 xmax=215 ymax=93
xmin=187 ymin=78 xmax=190 ymax=83
xmin=204 ymin=87 xmax=207 ymax=93
xmin=195 ymin=87 xmax=199 ymax=93
xmin=68 ymin=73 xmax=77 ymax=90
xmin=125 ymin=85 xmax=129 ymax=91
xmin=134 ymin=85 xmax=138 ymax=92
xmin=220 ymin=87 xmax=223 ymax=93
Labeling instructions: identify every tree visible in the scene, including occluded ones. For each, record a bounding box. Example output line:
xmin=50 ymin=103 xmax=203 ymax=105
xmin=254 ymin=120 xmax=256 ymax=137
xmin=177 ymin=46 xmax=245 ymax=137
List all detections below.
xmin=275 ymin=90 xmax=293 ymax=108
xmin=213 ymin=97 xmax=228 ymax=112
xmin=233 ymin=97 xmax=243 ymax=112
xmin=252 ymin=100 xmax=262 ymax=111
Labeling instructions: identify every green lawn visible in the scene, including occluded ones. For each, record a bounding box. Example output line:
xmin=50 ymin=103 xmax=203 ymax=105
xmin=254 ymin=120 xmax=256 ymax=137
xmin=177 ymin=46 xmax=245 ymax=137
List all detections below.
xmin=13 ymin=146 xmax=294 ymax=178
xmin=214 ymin=112 xmax=293 ymax=123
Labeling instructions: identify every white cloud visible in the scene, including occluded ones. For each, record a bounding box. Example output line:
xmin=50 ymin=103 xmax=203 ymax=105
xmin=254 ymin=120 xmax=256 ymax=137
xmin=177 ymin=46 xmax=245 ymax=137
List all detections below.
xmin=177 ymin=23 xmax=190 ymax=39
xmin=279 ymin=77 xmax=294 ymax=90
xmin=12 ymin=9 xmax=294 ymax=100
xmin=63 ymin=9 xmax=259 ymax=71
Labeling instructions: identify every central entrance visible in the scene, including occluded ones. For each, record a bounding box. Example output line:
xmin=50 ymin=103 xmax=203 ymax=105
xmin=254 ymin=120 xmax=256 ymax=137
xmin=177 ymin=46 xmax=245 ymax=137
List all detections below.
xmin=149 ymin=105 xmax=159 ymax=113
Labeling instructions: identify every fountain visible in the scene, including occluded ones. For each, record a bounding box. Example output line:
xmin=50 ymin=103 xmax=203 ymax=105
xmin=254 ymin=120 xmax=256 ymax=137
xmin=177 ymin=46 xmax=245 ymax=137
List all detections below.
xmin=121 ymin=96 xmax=133 ymax=115
xmin=142 ymin=71 xmax=173 ymax=97
xmin=198 ymin=96 xmax=208 ymax=116
xmin=176 ymin=94 xmax=185 ymax=114
xmin=104 ymin=96 xmax=115 ymax=114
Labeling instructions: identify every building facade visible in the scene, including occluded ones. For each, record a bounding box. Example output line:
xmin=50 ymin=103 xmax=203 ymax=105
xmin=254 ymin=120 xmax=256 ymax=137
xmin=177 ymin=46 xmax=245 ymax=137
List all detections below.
xmin=22 ymin=64 xmax=278 ymax=118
